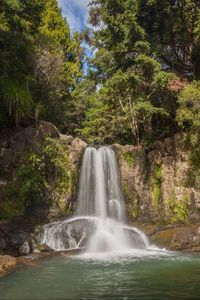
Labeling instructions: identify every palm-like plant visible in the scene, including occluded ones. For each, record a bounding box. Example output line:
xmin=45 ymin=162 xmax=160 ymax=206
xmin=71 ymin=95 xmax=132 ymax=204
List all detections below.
xmin=2 ymin=79 xmax=33 ymax=127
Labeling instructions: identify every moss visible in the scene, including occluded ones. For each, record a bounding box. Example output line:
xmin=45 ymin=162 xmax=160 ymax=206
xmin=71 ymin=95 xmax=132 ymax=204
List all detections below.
xmin=152 ymin=164 xmax=162 ymax=208
xmin=123 ymin=182 xmax=139 ymax=220
xmin=165 ymin=196 xmax=189 ymax=224
xmin=123 ymin=151 xmax=135 ymax=167
xmin=169 ymin=195 xmax=190 ymax=223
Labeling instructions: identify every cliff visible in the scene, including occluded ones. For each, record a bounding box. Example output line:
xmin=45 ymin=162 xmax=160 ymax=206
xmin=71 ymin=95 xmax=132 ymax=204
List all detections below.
xmin=113 ymin=135 xmax=200 ymax=250
xmin=0 ymin=121 xmax=86 ymax=255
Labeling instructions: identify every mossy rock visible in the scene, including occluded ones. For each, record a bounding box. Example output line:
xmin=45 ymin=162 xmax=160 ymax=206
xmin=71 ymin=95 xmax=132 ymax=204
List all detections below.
xmin=123 ymin=182 xmax=139 ymax=220
xmin=164 ymin=195 xmax=190 ymax=224
xmin=152 ymin=163 xmax=162 ymax=208
xmin=123 ymin=151 xmax=135 ymax=167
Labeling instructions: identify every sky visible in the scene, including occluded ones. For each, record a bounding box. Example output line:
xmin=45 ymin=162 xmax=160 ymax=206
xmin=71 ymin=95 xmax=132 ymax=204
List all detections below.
xmin=58 ymin=0 xmax=90 ymax=33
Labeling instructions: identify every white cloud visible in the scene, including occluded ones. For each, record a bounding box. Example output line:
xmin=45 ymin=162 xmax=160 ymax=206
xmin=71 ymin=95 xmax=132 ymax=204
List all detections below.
xmin=58 ymin=0 xmax=90 ymax=32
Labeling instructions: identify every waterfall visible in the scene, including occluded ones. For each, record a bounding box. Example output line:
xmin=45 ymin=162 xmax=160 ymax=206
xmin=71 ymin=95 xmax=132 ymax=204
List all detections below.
xmin=42 ymin=146 xmax=150 ymax=253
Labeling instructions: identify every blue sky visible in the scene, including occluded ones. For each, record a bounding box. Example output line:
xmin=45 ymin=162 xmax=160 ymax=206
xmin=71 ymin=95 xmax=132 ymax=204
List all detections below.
xmin=58 ymin=0 xmax=90 ymax=32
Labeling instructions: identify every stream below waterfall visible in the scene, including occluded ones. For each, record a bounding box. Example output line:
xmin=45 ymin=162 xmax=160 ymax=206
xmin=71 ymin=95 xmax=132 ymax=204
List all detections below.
xmin=1 ymin=252 xmax=200 ymax=299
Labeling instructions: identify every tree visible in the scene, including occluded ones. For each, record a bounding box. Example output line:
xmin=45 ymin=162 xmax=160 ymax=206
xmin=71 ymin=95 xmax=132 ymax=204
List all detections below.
xmin=0 ymin=0 xmax=44 ymax=127
xmin=32 ymin=0 xmax=84 ymax=128
xmin=138 ymin=0 xmax=200 ymax=79
xmin=176 ymin=81 xmax=200 ymax=145
xmin=78 ymin=0 xmax=175 ymax=144
xmin=0 ymin=0 xmax=84 ymax=129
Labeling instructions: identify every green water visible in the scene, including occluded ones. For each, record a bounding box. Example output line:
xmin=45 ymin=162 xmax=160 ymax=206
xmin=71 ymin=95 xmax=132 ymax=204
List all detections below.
xmin=1 ymin=251 xmax=200 ymax=300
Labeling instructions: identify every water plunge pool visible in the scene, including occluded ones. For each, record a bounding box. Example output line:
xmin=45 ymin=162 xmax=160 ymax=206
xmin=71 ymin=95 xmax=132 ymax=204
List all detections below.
xmin=1 ymin=251 xmax=200 ymax=300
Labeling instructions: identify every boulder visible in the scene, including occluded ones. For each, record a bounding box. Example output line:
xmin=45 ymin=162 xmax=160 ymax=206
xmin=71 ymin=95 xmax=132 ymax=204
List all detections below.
xmin=19 ymin=241 xmax=31 ymax=255
xmin=150 ymin=225 xmax=200 ymax=251
xmin=0 ymin=255 xmax=17 ymax=277
xmin=37 ymin=243 xmax=54 ymax=252
xmin=9 ymin=230 xmax=27 ymax=248
xmin=35 ymin=121 xmax=60 ymax=140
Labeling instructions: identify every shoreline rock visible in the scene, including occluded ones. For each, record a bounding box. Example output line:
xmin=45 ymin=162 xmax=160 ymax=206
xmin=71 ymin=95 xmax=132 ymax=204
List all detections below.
xmin=138 ymin=223 xmax=200 ymax=251
xmin=0 ymin=255 xmax=17 ymax=277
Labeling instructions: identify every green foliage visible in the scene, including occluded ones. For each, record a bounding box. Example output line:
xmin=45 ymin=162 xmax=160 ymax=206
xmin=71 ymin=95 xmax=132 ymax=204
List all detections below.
xmin=0 ymin=137 xmax=76 ymax=219
xmin=138 ymin=0 xmax=200 ymax=79
xmin=77 ymin=95 xmax=120 ymax=144
xmin=40 ymin=0 xmax=70 ymax=51
xmin=65 ymin=79 xmax=96 ymax=134
xmin=135 ymin=54 xmax=160 ymax=82
xmin=151 ymin=72 xmax=179 ymax=115
xmin=42 ymin=138 xmax=71 ymax=192
xmin=78 ymin=0 xmax=184 ymax=144
xmin=0 ymin=152 xmax=48 ymax=219
xmin=123 ymin=151 xmax=135 ymax=167
xmin=78 ymin=67 xmax=169 ymax=144
xmin=176 ymin=81 xmax=200 ymax=192
xmin=1 ymin=79 xmax=33 ymax=126
xmin=168 ymin=197 xmax=189 ymax=224
xmin=177 ymin=81 xmax=200 ymax=135
xmin=0 ymin=0 xmax=83 ymax=129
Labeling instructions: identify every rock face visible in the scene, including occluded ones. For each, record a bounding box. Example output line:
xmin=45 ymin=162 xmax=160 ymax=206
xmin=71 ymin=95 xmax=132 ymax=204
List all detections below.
xmin=0 ymin=121 xmax=87 ymax=255
xmin=0 ymin=121 xmax=87 ymax=220
xmin=113 ymin=134 xmax=200 ymax=225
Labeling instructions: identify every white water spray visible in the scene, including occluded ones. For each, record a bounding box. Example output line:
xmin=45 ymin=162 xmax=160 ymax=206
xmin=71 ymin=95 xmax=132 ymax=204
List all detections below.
xmin=42 ymin=146 xmax=151 ymax=253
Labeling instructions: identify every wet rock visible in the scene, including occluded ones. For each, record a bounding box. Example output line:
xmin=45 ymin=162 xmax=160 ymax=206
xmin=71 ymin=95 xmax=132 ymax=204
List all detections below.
xmin=0 ymin=255 xmax=17 ymax=277
xmin=37 ymin=243 xmax=54 ymax=252
xmin=150 ymin=225 xmax=200 ymax=251
xmin=9 ymin=230 xmax=27 ymax=248
xmin=19 ymin=241 xmax=31 ymax=255
xmin=136 ymin=224 xmax=158 ymax=236
xmin=0 ymin=237 xmax=7 ymax=250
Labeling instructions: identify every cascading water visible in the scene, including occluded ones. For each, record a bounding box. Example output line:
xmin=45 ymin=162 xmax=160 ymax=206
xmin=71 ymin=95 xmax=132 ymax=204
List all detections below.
xmin=42 ymin=146 xmax=150 ymax=254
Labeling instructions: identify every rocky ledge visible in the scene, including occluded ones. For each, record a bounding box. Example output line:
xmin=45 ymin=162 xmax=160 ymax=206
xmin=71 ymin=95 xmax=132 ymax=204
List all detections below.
xmin=139 ymin=223 xmax=200 ymax=251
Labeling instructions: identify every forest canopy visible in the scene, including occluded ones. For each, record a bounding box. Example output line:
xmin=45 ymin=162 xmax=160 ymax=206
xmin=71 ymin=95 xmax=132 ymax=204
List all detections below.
xmin=1 ymin=0 xmax=200 ymax=147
